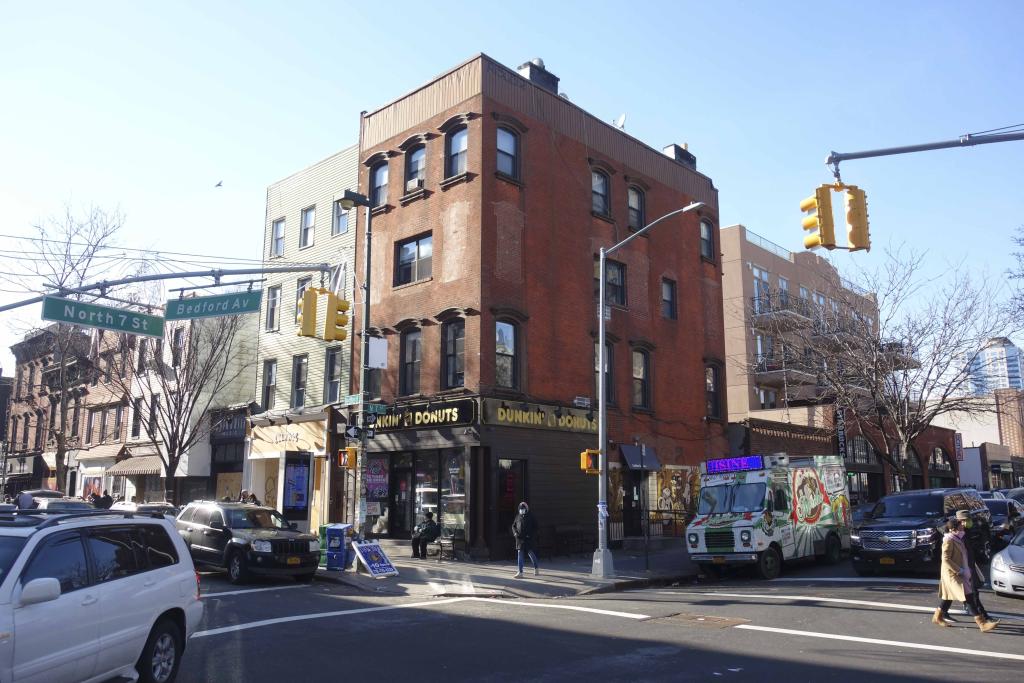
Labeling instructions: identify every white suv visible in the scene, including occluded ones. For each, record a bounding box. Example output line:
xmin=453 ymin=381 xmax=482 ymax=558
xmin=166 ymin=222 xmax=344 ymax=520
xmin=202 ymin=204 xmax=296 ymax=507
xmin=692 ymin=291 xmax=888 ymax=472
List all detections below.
xmin=0 ymin=510 xmax=204 ymax=683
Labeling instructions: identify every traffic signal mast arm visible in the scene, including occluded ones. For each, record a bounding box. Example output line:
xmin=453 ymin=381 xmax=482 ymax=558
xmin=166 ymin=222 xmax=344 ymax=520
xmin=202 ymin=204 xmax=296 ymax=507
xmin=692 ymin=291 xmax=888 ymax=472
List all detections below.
xmin=826 ymin=129 xmax=1024 ymax=181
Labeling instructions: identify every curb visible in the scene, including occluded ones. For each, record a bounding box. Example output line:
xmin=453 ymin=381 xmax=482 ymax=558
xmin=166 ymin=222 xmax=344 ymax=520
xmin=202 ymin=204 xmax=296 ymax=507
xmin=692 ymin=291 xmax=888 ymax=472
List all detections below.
xmin=577 ymin=572 xmax=699 ymax=596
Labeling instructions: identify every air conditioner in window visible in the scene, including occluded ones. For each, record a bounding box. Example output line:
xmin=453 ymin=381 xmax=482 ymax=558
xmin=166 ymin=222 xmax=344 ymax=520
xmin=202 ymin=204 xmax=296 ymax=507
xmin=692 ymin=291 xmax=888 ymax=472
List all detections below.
xmin=406 ymin=178 xmax=424 ymax=193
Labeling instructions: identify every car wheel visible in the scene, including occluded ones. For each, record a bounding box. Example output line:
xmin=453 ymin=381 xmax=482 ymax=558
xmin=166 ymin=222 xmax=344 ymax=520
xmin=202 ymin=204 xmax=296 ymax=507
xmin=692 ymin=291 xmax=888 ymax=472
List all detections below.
xmin=823 ymin=534 xmax=842 ymax=565
xmin=756 ymin=546 xmax=782 ymax=580
xmin=228 ymin=551 xmax=249 ymax=585
xmin=295 ymin=572 xmax=316 ymax=583
xmin=137 ymin=618 xmax=182 ymax=683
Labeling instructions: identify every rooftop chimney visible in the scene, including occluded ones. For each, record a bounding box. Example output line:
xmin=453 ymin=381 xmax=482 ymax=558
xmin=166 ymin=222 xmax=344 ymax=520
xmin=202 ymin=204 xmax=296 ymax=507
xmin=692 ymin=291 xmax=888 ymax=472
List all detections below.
xmin=517 ymin=58 xmax=560 ymax=95
xmin=663 ymin=143 xmax=697 ymax=171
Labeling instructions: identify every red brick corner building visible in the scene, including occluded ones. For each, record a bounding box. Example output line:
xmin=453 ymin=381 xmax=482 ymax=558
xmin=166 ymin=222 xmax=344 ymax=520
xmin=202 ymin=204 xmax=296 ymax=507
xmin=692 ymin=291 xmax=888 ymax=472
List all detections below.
xmin=351 ymin=55 xmax=726 ymax=558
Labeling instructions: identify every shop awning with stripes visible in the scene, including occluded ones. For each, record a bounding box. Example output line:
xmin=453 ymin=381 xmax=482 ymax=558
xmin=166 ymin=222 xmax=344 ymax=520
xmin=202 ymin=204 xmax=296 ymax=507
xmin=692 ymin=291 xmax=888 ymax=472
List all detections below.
xmin=106 ymin=455 xmax=163 ymax=477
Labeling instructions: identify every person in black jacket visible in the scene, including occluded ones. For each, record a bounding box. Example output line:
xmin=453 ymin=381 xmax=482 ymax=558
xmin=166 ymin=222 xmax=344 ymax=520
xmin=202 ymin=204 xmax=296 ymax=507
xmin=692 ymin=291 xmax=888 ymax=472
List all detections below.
xmin=512 ymin=501 xmax=539 ymax=577
xmin=411 ymin=511 xmax=440 ymax=559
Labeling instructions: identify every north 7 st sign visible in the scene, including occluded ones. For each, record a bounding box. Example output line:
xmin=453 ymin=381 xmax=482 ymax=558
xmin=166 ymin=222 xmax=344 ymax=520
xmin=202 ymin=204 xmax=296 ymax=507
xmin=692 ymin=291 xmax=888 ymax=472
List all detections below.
xmin=41 ymin=296 xmax=165 ymax=338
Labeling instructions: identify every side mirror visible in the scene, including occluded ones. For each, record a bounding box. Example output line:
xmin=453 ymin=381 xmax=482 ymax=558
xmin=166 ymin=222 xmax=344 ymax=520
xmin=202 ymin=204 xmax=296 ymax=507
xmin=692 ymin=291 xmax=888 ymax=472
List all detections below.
xmin=210 ymin=519 xmax=224 ymax=530
xmin=289 ymin=522 xmax=298 ymax=531
xmin=20 ymin=578 xmax=61 ymax=606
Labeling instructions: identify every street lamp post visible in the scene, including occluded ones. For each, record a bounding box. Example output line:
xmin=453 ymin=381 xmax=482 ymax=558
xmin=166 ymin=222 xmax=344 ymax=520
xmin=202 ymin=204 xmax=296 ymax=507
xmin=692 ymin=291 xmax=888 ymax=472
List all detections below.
xmin=592 ymin=201 xmax=705 ymax=579
xmin=338 ymin=190 xmax=373 ymax=532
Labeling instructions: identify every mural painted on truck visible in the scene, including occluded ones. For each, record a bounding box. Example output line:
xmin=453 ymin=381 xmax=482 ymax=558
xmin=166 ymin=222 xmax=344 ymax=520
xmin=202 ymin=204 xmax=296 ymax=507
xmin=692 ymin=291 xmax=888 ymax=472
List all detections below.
xmin=788 ymin=465 xmax=851 ymax=557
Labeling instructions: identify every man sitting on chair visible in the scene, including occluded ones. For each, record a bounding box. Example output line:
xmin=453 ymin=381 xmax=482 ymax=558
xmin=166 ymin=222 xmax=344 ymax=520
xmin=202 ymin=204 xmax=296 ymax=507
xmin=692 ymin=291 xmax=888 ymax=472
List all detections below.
xmin=411 ymin=511 xmax=441 ymax=559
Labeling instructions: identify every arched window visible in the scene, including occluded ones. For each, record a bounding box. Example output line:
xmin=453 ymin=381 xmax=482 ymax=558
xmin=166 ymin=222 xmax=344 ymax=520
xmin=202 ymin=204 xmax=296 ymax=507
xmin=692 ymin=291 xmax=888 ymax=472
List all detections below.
xmin=442 ymin=319 xmax=466 ymax=389
xmin=495 ymin=321 xmax=518 ymax=389
xmin=631 ymin=350 xmax=651 ymax=409
xmin=405 ymin=145 xmax=426 ymax=189
xmin=371 ymin=162 xmax=389 ymax=207
xmin=627 ymin=186 xmax=645 ymax=230
xmin=496 ymin=127 xmax=519 ymax=179
xmin=591 ymin=170 xmax=610 ymax=215
xmin=446 ymin=127 xmax=468 ymax=177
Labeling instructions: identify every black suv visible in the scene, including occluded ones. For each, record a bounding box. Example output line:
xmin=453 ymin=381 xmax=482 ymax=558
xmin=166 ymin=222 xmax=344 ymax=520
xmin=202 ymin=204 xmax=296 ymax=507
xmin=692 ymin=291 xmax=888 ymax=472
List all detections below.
xmin=851 ymin=488 xmax=991 ymax=576
xmin=175 ymin=501 xmax=320 ymax=584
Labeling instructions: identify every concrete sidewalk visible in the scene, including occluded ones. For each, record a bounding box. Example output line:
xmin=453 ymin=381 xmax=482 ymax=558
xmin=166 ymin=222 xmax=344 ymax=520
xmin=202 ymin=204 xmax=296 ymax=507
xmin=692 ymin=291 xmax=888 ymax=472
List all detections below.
xmin=316 ymin=544 xmax=697 ymax=599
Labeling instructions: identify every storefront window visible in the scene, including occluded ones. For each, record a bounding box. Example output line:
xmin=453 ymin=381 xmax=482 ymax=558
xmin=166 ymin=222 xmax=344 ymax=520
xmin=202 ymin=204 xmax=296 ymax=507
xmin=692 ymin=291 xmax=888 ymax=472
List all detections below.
xmin=441 ymin=451 xmax=466 ymax=540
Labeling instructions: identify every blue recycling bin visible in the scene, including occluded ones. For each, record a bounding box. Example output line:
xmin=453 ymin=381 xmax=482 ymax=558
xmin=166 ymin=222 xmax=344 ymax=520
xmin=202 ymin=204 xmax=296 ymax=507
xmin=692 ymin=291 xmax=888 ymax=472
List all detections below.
xmin=324 ymin=523 xmax=353 ymax=571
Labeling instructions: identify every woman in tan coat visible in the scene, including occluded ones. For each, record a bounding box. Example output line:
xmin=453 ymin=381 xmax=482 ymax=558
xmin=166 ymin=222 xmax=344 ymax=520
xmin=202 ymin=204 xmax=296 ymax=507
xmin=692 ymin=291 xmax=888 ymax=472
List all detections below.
xmin=933 ymin=516 xmax=998 ymax=632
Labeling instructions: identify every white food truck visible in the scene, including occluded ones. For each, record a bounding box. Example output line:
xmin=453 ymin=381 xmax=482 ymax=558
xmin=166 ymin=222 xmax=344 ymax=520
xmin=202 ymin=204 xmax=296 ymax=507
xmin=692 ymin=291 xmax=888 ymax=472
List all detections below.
xmin=687 ymin=454 xmax=851 ymax=579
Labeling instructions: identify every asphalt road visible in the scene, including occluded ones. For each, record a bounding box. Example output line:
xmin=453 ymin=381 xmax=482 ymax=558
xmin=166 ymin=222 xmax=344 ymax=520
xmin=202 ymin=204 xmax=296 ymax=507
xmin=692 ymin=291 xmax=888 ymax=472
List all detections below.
xmin=177 ymin=561 xmax=1024 ymax=683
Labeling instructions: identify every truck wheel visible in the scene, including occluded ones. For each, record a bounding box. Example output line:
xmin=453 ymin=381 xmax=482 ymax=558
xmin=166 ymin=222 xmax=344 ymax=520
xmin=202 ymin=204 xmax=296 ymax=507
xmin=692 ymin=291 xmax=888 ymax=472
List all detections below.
xmin=756 ymin=546 xmax=781 ymax=580
xmin=823 ymin=534 xmax=842 ymax=565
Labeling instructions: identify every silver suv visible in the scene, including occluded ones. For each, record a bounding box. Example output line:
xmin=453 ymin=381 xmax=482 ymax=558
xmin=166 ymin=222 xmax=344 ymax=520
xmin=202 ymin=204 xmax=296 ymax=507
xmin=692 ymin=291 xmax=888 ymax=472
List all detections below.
xmin=0 ymin=509 xmax=204 ymax=683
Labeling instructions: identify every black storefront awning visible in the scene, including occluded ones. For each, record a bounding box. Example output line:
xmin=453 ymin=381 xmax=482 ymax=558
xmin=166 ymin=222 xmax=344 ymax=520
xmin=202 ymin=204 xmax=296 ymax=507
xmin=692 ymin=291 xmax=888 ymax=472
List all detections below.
xmin=619 ymin=444 xmax=662 ymax=471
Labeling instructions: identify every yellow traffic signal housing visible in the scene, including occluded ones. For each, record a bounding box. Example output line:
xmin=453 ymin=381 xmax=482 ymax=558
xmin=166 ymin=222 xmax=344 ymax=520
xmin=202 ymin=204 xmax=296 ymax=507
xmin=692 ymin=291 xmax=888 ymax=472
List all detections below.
xmin=340 ymin=446 xmax=358 ymax=470
xmin=801 ymin=184 xmax=836 ymax=250
xmin=580 ymin=449 xmax=600 ymax=474
xmin=844 ymin=185 xmax=871 ymax=252
xmin=296 ymin=288 xmax=319 ymax=338
xmin=323 ymin=293 xmax=351 ymax=342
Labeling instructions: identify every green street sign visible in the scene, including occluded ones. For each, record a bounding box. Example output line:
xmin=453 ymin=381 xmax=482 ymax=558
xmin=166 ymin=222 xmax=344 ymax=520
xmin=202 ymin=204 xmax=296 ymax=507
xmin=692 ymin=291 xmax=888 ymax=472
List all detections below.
xmin=42 ymin=296 xmax=165 ymax=338
xmin=365 ymin=403 xmax=388 ymax=415
xmin=343 ymin=394 xmax=362 ymax=406
xmin=164 ymin=291 xmax=263 ymax=321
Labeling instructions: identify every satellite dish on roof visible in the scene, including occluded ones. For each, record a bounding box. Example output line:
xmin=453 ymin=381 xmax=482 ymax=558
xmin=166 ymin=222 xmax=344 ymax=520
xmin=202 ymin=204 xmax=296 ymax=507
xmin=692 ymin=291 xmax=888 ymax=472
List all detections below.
xmin=613 ymin=113 xmax=627 ymax=130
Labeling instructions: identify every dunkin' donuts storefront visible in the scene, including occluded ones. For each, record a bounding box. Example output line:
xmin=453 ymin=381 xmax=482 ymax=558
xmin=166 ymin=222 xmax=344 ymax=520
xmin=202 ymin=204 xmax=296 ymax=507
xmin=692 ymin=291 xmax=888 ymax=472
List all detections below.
xmin=363 ymin=396 xmax=597 ymax=559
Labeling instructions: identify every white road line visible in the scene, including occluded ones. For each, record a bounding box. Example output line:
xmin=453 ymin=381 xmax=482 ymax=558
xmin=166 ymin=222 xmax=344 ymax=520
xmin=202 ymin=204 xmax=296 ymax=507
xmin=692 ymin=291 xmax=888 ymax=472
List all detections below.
xmin=735 ymin=624 xmax=1024 ymax=662
xmin=202 ymin=584 xmax=311 ymax=599
xmin=468 ymin=597 xmax=650 ymax=620
xmin=772 ymin=577 xmax=938 ymax=585
xmin=192 ymin=595 xmax=650 ymax=638
xmin=660 ymin=591 xmax=1023 ymax=622
xmin=192 ymin=597 xmax=470 ymax=637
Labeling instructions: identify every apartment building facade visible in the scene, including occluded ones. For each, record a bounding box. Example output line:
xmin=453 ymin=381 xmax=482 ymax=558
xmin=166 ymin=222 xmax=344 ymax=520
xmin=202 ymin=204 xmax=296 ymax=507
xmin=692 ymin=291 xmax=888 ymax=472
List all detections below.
xmin=721 ymin=224 xmax=958 ymax=502
xmin=966 ymin=337 xmax=1023 ymax=395
xmin=349 ymin=55 xmax=726 ymax=558
xmin=250 ymin=145 xmax=359 ymax=531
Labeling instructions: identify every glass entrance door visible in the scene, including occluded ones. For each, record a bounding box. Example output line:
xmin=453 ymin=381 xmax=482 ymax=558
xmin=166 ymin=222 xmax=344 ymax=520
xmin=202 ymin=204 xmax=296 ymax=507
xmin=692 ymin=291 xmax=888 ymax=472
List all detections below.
xmin=390 ymin=468 xmax=414 ymax=537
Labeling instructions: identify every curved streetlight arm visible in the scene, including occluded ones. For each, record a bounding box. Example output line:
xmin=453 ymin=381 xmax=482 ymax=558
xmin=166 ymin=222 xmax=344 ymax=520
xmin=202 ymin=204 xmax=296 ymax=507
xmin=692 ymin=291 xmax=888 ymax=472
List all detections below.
xmin=605 ymin=202 xmax=706 ymax=256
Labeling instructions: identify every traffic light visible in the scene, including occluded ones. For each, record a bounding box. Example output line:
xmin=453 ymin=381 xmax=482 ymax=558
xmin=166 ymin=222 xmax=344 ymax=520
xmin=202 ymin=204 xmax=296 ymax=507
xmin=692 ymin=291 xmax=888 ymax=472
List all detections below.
xmin=844 ymin=185 xmax=871 ymax=252
xmin=296 ymin=288 xmax=319 ymax=337
xmin=323 ymin=292 xmax=351 ymax=342
xmin=339 ymin=446 xmax=358 ymax=470
xmin=580 ymin=448 xmax=600 ymax=474
xmin=801 ymin=184 xmax=836 ymax=250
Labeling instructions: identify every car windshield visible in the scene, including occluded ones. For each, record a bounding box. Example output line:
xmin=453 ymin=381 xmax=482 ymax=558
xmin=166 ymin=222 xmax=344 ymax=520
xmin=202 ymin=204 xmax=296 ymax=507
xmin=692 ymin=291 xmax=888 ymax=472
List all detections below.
xmin=225 ymin=508 xmax=289 ymax=529
xmin=871 ymin=496 xmax=944 ymax=518
xmin=0 ymin=537 xmax=27 ymax=579
xmin=698 ymin=483 xmax=766 ymax=514
xmin=984 ymin=500 xmax=1008 ymax=515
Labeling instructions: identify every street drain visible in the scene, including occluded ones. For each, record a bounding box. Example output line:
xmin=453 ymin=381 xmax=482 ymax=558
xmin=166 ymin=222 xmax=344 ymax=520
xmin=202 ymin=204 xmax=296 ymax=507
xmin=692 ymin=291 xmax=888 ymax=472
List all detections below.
xmin=653 ymin=612 xmax=749 ymax=629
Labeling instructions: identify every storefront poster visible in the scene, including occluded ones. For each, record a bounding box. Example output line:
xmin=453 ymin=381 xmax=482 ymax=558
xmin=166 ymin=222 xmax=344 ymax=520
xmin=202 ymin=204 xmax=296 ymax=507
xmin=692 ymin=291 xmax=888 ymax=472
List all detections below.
xmin=82 ymin=476 xmax=103 ymax=500
xmin=352 ymin=542 xmax=399 ymax=578
xmin=365 ymin=457 xmax=389 ymax=499
xmin=284 ymin=461 xmax=310 ymax=512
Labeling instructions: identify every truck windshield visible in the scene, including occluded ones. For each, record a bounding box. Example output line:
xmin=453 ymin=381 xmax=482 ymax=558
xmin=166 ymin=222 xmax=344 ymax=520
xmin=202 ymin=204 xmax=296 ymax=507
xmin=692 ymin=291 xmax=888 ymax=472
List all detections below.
xmin=698 ymin=483 xmax=767 ymax=514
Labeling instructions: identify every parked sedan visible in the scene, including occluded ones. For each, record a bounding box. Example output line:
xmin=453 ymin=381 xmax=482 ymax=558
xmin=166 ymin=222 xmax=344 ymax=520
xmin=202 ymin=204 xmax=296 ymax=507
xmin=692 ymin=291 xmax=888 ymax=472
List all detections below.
xmin=990 ymin=528 xmax=1024 ymax=598
xmin=1003 ymin=488 xmax=1024 ymax=505
xmin=978 ymin=490 xmax=1006 ymax=500
xmin=985 ymin=499 xmax=1024 ymax=550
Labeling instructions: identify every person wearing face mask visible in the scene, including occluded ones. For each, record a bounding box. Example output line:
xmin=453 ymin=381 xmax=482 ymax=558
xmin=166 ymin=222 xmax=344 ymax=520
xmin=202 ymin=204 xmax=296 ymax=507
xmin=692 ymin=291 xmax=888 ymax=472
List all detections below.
xmin=512 ymin=501 xmax=539 ymax=578
xmin=942 ymin=509 xmax=995 ymax=624
xmin=933 ymin=513 xmax=998 ymax=632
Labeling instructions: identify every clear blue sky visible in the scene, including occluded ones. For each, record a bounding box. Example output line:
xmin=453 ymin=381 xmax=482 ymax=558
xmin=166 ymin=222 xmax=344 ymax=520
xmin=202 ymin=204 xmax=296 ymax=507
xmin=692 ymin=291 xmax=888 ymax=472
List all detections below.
xmin=2 ymin=0 xmax=1022 ymax=371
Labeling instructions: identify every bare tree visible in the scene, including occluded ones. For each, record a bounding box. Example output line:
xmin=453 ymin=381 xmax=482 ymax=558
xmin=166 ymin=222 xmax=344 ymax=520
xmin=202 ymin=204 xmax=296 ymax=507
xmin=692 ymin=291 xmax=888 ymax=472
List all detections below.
xmin=109 ymin=313 xmax=255 ymax=503
xmin=753 ymin=246 xmax=1015 ymax=485
xmin=9 ymin=206 xmax=127 ymax=490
